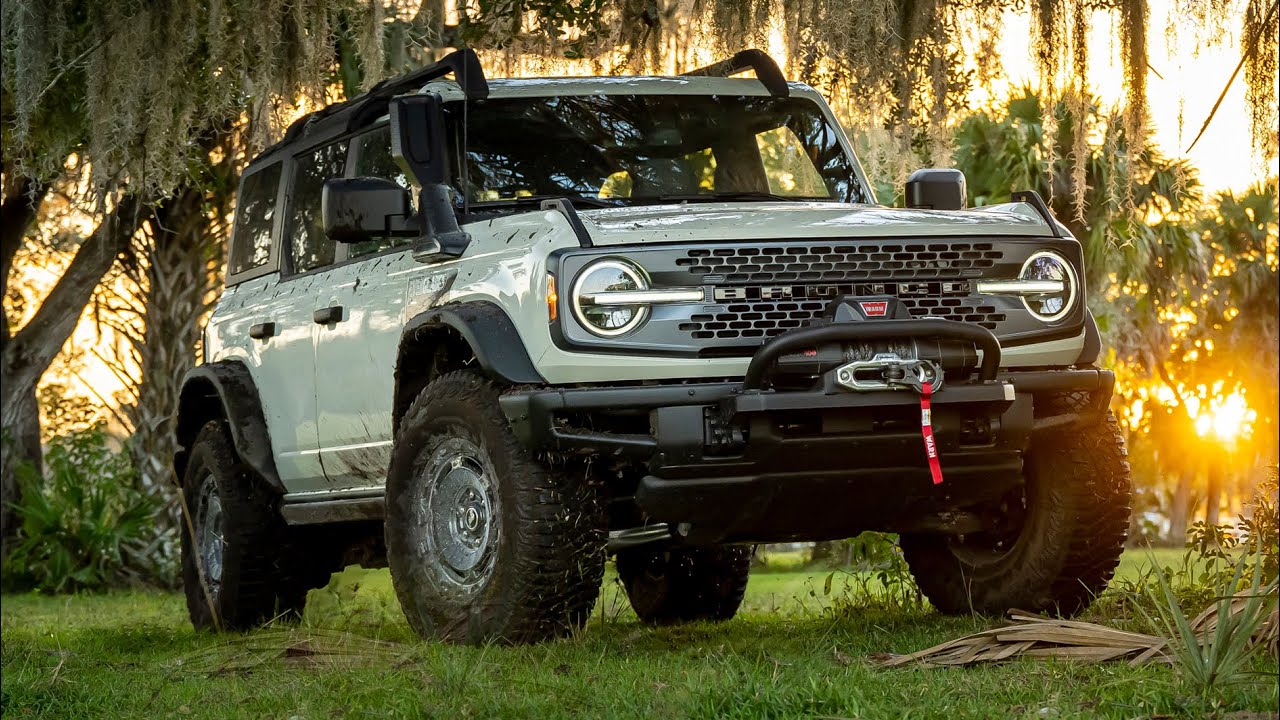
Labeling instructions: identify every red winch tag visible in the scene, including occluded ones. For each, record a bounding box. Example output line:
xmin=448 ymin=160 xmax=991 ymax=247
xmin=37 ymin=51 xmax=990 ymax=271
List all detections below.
xmin=920 ymin=381 xmax=944 ymax=485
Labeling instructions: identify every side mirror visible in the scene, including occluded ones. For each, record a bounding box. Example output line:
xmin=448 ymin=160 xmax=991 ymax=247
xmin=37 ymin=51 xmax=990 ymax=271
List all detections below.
xmin=905 ymin=168 xmax=967 ymax=210
xmin=322 ymin=177 xmax=415 ymax=243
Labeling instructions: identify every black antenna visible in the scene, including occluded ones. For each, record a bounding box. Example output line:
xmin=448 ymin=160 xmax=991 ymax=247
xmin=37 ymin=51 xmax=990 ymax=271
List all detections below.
xmin=461 ymin=58 xmax=471 ymax=224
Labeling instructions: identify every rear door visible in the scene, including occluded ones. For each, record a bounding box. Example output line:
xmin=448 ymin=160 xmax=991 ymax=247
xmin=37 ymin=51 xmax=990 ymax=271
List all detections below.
xmin=209 ymin=161 xmax=327 ymax=490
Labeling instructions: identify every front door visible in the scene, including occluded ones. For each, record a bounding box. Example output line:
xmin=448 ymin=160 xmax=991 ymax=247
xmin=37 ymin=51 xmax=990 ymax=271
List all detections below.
xmin=312 ymin=124 xmax=418 ymax=489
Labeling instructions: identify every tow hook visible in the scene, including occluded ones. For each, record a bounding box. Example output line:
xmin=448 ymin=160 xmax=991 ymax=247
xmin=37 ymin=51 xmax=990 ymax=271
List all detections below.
xmin=834 ymin=353 xmax=942 ymax=393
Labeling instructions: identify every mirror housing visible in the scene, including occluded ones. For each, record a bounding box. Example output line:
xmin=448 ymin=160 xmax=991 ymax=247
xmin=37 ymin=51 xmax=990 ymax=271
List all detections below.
xmin=323 ymin=177 xmax=416 ymax=243
xmin=905 ymin=168 xmax=967 ymax=210
xmin=389 ymin=93 xmax=471 ymax=259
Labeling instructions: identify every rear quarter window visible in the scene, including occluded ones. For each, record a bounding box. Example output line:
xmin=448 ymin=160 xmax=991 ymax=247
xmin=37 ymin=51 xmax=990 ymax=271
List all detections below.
xmin=228 ymin=163 xmax=282 ymax=277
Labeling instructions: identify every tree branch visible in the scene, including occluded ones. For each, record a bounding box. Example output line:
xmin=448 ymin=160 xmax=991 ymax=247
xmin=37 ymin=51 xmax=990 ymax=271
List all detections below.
xmin=1 ymin=170 xmax=50 ymax=308
xmin=2 ymin=195 xmax=151 ymax=406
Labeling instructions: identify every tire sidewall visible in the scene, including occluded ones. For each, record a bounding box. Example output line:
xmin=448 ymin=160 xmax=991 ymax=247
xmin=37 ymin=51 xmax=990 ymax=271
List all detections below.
xmin=902 ymin=412 xmax=1131 ymax=615
xmin=181 ymin=425 xmax=251 ymax=628
xmin=385 ymin=379 xmax=526 ymax=642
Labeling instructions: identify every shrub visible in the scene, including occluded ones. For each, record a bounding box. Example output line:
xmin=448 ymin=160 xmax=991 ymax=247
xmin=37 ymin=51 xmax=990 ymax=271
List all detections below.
xmin=2 ymin=426 xmax=161 ymax=592
xmin=820 ymin=532 xmax=924 ymax=614
xmin=1142 ymin=550 xmax=1279 ymax=697
xmin=1239 ymin=466 xmax=1278 ymax=584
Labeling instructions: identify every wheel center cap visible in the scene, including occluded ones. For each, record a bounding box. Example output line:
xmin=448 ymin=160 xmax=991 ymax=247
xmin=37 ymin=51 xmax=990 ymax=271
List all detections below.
xmin=427 ymin=452 xmax=496 ymax=577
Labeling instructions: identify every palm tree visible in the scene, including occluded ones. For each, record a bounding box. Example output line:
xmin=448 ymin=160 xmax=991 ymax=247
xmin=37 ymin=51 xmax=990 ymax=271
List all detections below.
xmin=953 ymin=90 xmax=1209 ymax=304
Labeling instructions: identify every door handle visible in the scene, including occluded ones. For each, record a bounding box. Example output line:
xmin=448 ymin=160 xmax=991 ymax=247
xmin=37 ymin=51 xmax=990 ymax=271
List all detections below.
xmin=313 ymin=306 xmax=344 ymax=324
xmin=249 ymin=322 xmax=276 ymax=339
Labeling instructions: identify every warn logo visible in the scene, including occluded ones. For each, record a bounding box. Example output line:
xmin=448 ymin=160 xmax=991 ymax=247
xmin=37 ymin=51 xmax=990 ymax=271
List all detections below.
xmin=859 ymin=301 xmax=889 ymax=317
xmin=923 ymin=433 xmax=937 ymax=459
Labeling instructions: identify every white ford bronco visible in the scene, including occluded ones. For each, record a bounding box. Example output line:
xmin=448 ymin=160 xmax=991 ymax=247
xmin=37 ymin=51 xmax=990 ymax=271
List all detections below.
xmin=175 ymin=49 xmax=1132 ymax=643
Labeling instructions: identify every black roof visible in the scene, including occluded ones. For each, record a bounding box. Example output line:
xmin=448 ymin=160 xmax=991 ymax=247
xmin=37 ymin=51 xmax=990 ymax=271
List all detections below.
xmin=248 ymin=49 xmax=488 ymax=168
xmin=245 ymin=47 xmax=786 ymax=170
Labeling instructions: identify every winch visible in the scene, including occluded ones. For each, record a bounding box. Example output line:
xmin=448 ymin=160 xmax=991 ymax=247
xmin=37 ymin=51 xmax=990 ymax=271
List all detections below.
xmin=771 ymin=295 xmax=980 ymax=388
xmin=833 ymin=352 xmax=942 ymax=392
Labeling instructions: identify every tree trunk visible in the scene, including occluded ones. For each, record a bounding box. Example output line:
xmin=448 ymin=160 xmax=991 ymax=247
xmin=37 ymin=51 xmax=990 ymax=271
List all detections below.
xmin=1169 ymin=470 xmax=1192 ymax=546
xmin=0 ymin=169 xmax=50 ymax=550
xmin=1 ymin=195 xmax=149 ymax=548
xmin=123 ymin=186 xmax=222 ymax=535
xmin=0 ymin=329 xmax=41 ymax=555
xmin=1 ymin=173 xmax=48 ymax=300
xmin=1205 ymin=462 xmax=1224 ymax=528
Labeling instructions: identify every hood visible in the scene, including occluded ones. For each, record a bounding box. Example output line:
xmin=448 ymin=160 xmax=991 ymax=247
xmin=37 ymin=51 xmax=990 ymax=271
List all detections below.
xmin=577 ymin=201 xmax=1056 ymax=245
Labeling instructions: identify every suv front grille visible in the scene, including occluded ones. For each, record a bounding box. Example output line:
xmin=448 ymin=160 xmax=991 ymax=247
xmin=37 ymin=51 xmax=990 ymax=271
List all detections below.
xmin=555 ymin=237 xmax=1081 ymax=357
xmin=675 ymin=242 xmax=1004 ymax=283
xmin=680 ymin=295 xmax=1006 ymax=341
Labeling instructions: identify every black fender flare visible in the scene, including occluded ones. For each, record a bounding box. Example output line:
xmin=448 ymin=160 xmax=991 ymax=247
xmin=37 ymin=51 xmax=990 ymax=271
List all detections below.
xmin=398 ymin=301 xmax=545 ymax=385
xmin=174 ymin=360 xmax=283 ymax=491
xmin=1076 ymin=308 xmax=1102 ymax=365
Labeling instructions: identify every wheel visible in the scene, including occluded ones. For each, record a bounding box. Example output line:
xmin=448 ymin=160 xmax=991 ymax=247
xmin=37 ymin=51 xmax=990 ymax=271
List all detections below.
xmin=900 ymin=408 xmax=1132 ymax=616
xmin=181 ymin=421 xmax=333 ymax=630
xmin=384 ymin=371 xmax=606 ymax=644
xmin=616 ymin=546 xmax=753 ymax=624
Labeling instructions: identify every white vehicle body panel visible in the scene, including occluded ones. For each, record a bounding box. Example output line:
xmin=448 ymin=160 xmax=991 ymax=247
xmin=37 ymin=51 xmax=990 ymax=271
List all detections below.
xmin=206 ymin=276 xmax=326 ymax=488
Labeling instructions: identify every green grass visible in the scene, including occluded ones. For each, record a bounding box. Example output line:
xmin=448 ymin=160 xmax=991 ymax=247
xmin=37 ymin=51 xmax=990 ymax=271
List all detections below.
xmin=3 ymin=549 xmax=1275 ymax=719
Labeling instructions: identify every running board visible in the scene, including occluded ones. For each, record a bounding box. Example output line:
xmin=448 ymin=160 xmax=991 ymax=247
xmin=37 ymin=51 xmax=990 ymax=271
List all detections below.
xmin=280 ymin=496 xmax=385 ymax=525
xmin=280 ymin=496 xmax=673 ymax=547
xmin=608 ymin=524 xmax=674 ymax=551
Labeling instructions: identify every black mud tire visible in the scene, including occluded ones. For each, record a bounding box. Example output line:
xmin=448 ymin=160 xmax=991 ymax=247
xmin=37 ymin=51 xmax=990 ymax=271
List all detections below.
xmin=181 ymin=421 xmax=334 ymax=631
xmin=616 ymin=546 xmax=753 ymax=625
xmin=900 ymin=408 xmax=1132 ymax=617
xmin=384 ymin=371 xmax=606 ymax=644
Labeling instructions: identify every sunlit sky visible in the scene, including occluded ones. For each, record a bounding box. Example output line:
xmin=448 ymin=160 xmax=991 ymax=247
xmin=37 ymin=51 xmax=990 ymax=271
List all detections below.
xmin=979 ymin=0 xmax=1273 ymax=194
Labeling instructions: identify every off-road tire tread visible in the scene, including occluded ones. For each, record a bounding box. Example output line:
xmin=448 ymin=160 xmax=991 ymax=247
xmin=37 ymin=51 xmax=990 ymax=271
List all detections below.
xmin=385 ymin=371 xmax=606 ymax=644
xmin=182 ymin=421 xmax=331 ymax=630
xmin=901 ymin=406 xmax=1131 ymax=617
xmin=616 ymin=546 xmax=753 ymax=625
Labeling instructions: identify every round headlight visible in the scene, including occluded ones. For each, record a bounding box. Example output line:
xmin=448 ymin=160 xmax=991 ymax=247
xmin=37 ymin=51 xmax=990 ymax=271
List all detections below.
xmin=571 ymin=259 xmax=650 ymax=336
xmin=1020 ymin=251 xmax=1077 ymax=322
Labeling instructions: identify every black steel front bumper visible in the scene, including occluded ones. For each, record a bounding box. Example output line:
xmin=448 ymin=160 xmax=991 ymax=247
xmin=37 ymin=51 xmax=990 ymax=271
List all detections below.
xmin=500 ymin=320 xmax=1114 ymax=544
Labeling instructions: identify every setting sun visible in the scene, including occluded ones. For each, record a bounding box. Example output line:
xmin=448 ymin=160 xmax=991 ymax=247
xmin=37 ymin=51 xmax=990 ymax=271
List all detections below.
xmin=1193 ymin=389 xmax=1257 ymax=442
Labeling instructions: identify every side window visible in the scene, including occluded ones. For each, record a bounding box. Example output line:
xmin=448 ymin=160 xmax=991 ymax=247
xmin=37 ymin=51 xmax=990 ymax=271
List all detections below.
xmin=286 ymin=141 xmax=348 ymax=274
xmin=349 ymin=126 xmax=414 ymax=259
xmin=228 ymin=163 xmax=282 ymax=276
xmin=755 ymin=126 xmax=829 ymax=197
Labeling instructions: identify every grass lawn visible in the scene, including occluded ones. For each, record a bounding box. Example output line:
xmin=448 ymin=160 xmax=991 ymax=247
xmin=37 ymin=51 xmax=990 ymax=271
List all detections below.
xmin=2 ymin=548 xmax=1276 ymax=719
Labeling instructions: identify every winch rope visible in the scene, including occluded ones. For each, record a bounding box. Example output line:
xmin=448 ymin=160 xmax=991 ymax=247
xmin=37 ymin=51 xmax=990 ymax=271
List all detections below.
xmin=919 ymin=381 xmax=944 ymax=485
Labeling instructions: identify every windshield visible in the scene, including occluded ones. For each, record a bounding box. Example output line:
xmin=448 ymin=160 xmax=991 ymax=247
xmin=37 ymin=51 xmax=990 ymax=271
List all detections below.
xmin=444 ymin=94 xmax=868 ymax=206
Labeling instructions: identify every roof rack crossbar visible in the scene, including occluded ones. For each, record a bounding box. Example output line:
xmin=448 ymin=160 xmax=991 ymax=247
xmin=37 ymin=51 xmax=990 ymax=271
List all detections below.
xmin=347 ymin=48 xmax=489 ymax=130
xmin=372 ymin=48 xmax=489 ymax=103
xmin=683 ymin=49 xmax=789 ymax=97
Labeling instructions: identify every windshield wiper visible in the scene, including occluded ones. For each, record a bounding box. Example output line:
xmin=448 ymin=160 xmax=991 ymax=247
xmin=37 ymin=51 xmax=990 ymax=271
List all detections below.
xmin=469 ymin=194 xmax=621 ymax=209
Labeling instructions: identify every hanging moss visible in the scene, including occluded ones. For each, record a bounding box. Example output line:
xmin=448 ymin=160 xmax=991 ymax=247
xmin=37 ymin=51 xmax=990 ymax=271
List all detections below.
xmin=4 ymin=0 xmax=1275 ymax=204
xmin=2 ymin=0 xmax=394 ymax=198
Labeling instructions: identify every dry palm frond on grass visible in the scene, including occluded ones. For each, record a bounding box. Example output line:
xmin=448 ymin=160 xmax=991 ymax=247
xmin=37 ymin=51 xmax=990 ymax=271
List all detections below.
xmin=876 ymin=588 xmax=1279 ymax=669
xmin=875 ymin=611 xmax=1173 ymax=668
xmin=178 ymin=628 xmax=409 ymax=676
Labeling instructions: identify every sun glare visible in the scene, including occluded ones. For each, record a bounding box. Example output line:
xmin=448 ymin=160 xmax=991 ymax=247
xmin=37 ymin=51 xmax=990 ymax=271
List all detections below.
xmin=1192 ymin=390 xmax=1256 ymax=442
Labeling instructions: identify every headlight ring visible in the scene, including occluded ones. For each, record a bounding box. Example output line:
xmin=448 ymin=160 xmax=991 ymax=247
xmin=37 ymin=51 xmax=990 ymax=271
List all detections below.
xmin=1019 ymin=250 xmax=1078 ymax=323
xmin=571 ymin=259 xmax=651 ymax=337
